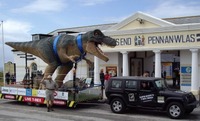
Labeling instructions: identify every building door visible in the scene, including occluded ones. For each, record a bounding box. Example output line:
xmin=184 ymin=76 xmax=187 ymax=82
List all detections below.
xmin=130 ymin=58 xmax=143 ymax=76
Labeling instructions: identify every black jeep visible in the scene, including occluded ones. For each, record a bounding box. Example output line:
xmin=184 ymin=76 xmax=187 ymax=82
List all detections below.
xmin=105 ymin=76 xmax=199 ymax=119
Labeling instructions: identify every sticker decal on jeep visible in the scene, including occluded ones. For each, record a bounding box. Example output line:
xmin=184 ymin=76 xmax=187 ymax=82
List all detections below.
xmin=157 ymin=96 xmax=164 ymax=103
xmin=128 ymin=93 xmax=135 ymax=101
xmin=139 ymin=94 xmax=154 ymax=102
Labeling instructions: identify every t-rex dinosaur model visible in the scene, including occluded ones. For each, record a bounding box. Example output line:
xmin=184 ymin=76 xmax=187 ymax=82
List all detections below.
xmin=6 ymin=29 xmax=117 ymax=87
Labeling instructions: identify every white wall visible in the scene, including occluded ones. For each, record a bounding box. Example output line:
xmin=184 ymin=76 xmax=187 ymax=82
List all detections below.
xmin=180 ymin=50 xmax=200 ymax=92
xmin=180 ymin=50 xmax=191 ymax=91
xmin=99 ymin=52 xmax=119 ymax=75
xmin=144 ymin=55 xmax=154 ymax=75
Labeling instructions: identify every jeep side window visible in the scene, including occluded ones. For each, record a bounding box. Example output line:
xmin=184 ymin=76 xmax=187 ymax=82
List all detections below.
xmin=111 ymin=80 xmax=122 ymax=88
xmin=125 ymin=80 xmax=136 ymax=89
xmin=155 ymin=79 xmax=167 ymax=89
xmin=140 ymin=81 xmax=152 ymax=90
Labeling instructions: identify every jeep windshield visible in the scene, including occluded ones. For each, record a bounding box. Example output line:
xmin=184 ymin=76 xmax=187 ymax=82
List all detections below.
xmin=155 ymin=79 xmax=168 ymax=90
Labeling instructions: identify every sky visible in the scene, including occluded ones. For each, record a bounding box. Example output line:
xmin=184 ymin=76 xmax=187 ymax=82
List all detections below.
xmin=0 ymin=0 xmax=200 ymax=70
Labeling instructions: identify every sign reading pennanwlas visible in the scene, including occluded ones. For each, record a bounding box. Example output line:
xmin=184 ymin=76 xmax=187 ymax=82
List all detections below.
xmin=114 ymin=33 xmax=200 ymax=46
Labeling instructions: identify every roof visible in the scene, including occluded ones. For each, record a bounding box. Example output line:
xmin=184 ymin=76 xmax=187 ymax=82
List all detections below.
xmin=163 ymin=15 xmax=200 ymax=24
xmin=48 ymin=12 xmax=200 ymax=35
xmin=48 ymin=23 xmax=116 ymax=35
xmin=110 ymin=76 xmax=162 ymax=81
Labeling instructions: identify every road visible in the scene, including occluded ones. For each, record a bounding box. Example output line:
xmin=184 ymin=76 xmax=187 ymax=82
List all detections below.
xmin=0 ymin=99 xmax=200 ymax=121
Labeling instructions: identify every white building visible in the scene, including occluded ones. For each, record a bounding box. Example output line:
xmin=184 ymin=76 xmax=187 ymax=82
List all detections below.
xmin=12 ymin=12 xmax=200 ymax=96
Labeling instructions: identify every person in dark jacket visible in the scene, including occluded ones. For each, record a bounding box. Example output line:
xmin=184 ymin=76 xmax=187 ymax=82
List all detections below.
xmin=100 ymin=69 xmax=105 ymax=88
xmin=100 ymin=69 xmax=105 ymax=100
xmin=5 ymin=72 xmax=10 ymax=85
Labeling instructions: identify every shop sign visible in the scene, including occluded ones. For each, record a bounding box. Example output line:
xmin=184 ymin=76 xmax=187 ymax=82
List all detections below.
xmin=17 ymin=88 xmax=26 ymax=96
xmin=9 ymin=87 xmax=18 ymax=95
xmin=23 ymin=96 xmax=44 ymax=103
xmin=5 ymin=95 xmax=15 ymax=99
xmin=181 ymin=66 xmax=191 ymax=86
xmin=1 ymin=87 xmax=10 ymax=94
xmin=54 ymin=91 xmax=68 ymax=100
xmin=115 ymin=37 xmax=131 ymax=46
xmin=37 ymin=90 xmax=45 ymax=98
xmin=148 ymin=34 xmax=200 ymax=44
xmin=113 ymin=33 xmax=200 ymax=47
xmin=26 ymin=89 xmax=32 ymax=96
xmin=53 ymin=100 xmax=66 ymax=105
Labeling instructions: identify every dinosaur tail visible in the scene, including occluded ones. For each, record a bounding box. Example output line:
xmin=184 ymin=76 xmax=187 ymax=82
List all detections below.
xmin=5 ymin=41 xmax=38 ymax=55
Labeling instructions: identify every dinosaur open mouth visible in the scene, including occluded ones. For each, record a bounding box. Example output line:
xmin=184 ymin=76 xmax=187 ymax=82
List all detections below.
xmin=86 ymin=41 xmax=109 ymax=62
xmin=95 ymin=42 xmax=104 ymax=55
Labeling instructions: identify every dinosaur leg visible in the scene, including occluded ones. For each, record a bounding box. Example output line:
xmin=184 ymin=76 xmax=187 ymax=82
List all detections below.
xmin=43 ymin=64 xmax=58 ymax=78
xmin=55 ymin=63 xmax=73 ymax=87
xmin=39 ymin=64 xmax=58 ymax=89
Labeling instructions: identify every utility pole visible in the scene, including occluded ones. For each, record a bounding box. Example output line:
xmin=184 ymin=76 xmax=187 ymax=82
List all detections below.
xmin=1 ymin=20 xmax=5 ymax=86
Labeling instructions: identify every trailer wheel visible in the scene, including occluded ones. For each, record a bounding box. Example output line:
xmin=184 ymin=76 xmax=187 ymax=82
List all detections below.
xmin=27 ymin=102 xmax=33 ymax=106
xmin=35 ymin=103 xmax=41 ymax=107
xmin=110 ymin=98 xmax=126 ymax=114
xmin=167 ymin=102 xmax=185 ymax=119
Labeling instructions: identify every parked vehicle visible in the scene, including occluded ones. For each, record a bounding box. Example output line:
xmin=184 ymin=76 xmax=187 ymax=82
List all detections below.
xmin=105 ymin=76 xmax=199 ymax=119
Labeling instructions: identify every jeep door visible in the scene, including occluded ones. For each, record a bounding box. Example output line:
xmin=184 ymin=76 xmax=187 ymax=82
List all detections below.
xmin=124 ymin=79 xmax=138 ymax=106
xmin=138 ymin=81 xmax=157 ymax=107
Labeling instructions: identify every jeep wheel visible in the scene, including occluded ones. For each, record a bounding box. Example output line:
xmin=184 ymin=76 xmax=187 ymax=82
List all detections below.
xmin=110 ymin=98 xmax=126 ymax=114
xmin=167 ymin=102 xmax=185 ymax=119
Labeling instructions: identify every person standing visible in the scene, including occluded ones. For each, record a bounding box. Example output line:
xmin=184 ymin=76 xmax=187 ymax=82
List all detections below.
xmin=100 ymin=69 xmax=105 ymax=88
xmin=163 ymin=71 xmax=167 ymax=80
xmin=5 ymin=72 xmax=10 ymax=85
xmin=11 ymin=74 xmax=16 ymax=84
xmin=176 ymin=69 xmax=180 ymax=87
xmin=104 ymin=71 xmax=111 ymax=89
xmin=99 ymin=69 xmax=105 ymax=100
xmin=172 ymin=70 xmax=176 ymax=87
xmin=41 ymin=75 xmax=58 ymax=112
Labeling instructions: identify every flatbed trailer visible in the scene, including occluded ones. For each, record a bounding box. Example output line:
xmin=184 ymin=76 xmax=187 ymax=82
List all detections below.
xmin=0 ymin=84 xmax=102 ymax=108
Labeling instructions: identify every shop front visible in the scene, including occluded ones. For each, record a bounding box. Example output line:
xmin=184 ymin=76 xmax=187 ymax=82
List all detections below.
xmin=12 ymin=12 xmax=200 ymax=96
xmin=97 ymin=12 xmax=200 ymax=95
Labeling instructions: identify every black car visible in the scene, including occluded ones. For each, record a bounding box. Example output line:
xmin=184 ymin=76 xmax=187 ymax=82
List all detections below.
xmin=105 ymin=76 xmax=199 ymax=119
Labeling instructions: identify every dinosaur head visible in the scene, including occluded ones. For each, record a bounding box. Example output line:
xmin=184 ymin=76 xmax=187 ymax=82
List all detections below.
xmin=84 ymin=29 xmax=117 ymax=62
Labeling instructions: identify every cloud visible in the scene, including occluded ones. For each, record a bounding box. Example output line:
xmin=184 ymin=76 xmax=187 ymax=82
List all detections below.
xmin=146 ymin=0 xmax=200 ymax=18
xmin=11 ymin=0 xmax=66 ymax=13
xmin=103 ymin=15 xmax=129 ymax=23
xmin=77 ymin=0 xmax=114 ymax=6
xmin=0 ymin=20 xmax=32 ymax=63
xmin=3 ymin=20 xmax=32 ymax=42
